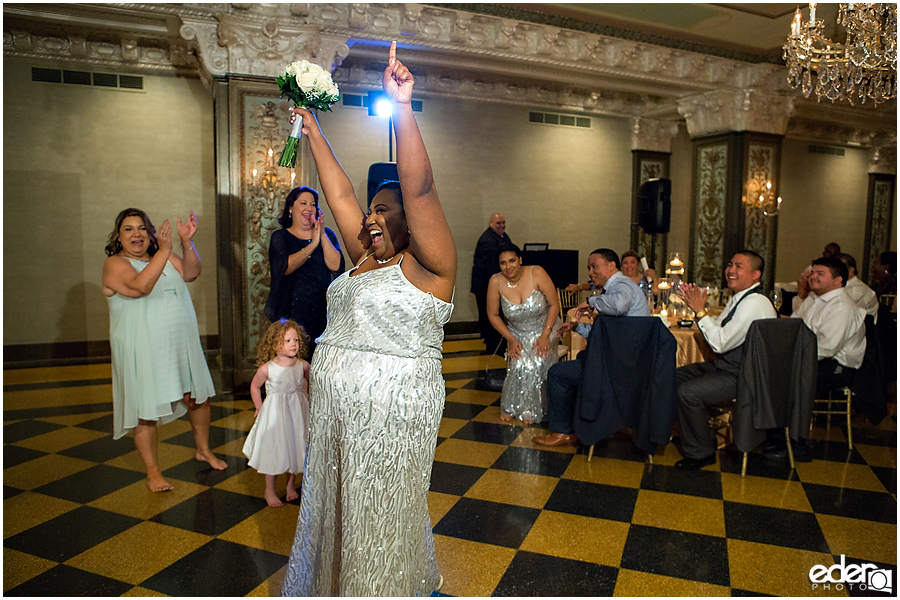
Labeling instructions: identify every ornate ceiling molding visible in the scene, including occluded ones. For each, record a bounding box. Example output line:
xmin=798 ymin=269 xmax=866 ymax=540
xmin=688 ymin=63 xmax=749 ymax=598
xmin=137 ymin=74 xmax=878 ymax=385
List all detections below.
xmin=2 ymin=29 xmax=195 ymax=74
xmin=631 ymin=118 xmax=681 ymax=153
xmin=677 ymin=88 xmax=796 ymax=138
xmin=786 ymin=117 xmax=896 ymax=150
xmin=869 ymin=146 xmax=897 ymax=175
xmin=179 ymin=11 xmax=350 ymax=82
xmin=428 ymin=3 xmax=785 ymax=65
xmin=3 ymin=2 xmax=894 ymax=150
xmin=333 ymin=63 xmax=668 ymax=120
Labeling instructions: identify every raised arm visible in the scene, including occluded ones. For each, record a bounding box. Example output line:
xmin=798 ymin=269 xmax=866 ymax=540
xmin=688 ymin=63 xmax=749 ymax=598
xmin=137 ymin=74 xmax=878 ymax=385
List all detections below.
xmin=102 ymin=220 xmax=173 ymax=298
xmin=169 ymin=211 xmax=202 ymax=282
xmin=292 ymin=107 xmax=368 ymax=264
xmin=644 ymin=267 xmax=659 ymax=294
xmin=383 ymin=43 xmax=457 ymax=293
xmin=317 ymin=217 xmax=343 ymax=272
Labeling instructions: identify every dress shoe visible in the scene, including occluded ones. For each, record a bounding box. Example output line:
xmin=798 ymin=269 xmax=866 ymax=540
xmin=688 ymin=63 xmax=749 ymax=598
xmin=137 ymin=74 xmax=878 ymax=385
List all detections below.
xmin=675 ymin=454 xmax=716 ymax=470
xmin=533 ymin=432 xmax=579 ymax=447
xmin=764 ymin=443 xmax=812 ymax=463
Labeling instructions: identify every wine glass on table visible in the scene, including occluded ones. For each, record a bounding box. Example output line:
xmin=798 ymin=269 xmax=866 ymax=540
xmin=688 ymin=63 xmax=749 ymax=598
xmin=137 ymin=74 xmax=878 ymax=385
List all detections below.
xmin=770 ymin=288 xmax=783 ymax=312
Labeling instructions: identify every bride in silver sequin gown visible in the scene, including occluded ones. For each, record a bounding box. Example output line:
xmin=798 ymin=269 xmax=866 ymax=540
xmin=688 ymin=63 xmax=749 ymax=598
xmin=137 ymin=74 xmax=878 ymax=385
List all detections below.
xmin=487 ymin=246 xmax=561 ymax=425
xmin=281 ymin=45 xmax=457 ymax=597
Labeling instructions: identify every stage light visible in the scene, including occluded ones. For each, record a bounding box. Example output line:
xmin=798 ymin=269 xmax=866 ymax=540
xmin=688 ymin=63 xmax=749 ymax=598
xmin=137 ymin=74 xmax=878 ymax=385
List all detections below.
xmin=374 ymin=98 xmax=392 ymax=118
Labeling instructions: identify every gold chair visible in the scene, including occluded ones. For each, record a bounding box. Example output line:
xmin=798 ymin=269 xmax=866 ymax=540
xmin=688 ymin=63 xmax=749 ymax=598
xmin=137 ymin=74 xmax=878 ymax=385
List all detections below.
xmin=740 ymin=428 xmax=793 ymax=476
xmin=556 ymin=333 xmax=570 ymax=362
xmin=720 ymin=319 xmax=815 ymax=476
xmin=811 ymin=387 xmax=853 ymax=450
xmin=878 ymin=294 xmax=896 ymax=308
xmin=557 ymin=288 xmax=580 ymax=314
xmin=704 ymin=403 xmax=792 ymax=477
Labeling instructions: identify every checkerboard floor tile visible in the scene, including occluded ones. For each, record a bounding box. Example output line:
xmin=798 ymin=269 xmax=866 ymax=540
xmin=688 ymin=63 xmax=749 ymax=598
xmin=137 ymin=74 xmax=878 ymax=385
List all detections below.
xmin=4 ymin=340 xmax=897 ymax=596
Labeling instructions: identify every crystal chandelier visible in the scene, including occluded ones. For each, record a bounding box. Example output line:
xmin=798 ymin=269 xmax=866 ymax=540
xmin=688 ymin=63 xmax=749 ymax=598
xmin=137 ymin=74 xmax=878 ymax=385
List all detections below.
xmin=783 ymin=3 xmax=897 ymax=105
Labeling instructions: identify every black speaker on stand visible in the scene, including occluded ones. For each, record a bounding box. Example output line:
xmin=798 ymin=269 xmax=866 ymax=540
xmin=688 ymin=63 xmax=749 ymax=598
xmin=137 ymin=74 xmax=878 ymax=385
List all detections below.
xmin=367 ymin=162 xmax=398 ymax=207
xmin=637 ymin=178 xmax=671 ymax=270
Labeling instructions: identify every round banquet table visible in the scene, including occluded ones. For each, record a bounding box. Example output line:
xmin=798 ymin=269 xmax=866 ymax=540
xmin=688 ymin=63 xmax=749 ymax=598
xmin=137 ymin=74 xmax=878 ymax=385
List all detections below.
xmin=564 ymin=308 xmax=717 ymax=367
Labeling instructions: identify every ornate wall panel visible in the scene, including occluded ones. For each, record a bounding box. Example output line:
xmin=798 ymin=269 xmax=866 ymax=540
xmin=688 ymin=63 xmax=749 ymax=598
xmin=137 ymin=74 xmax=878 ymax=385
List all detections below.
xmin=743 ymin=142 xmax=778 ymax=290
xmin=691 ymin=143 xmax=728 ymax=287
xmin=243 ymin=97 xmax=300 ymax=356
xmin=217 ymin=77 xmax=318 ymax=386
xmin=863 ymin=175 xmax=897 ymax=283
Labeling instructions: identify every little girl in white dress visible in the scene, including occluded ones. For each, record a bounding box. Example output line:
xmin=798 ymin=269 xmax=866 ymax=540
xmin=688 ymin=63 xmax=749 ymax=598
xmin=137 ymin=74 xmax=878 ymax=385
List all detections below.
xmin=243 ymin=319 xmax=311 ymax=507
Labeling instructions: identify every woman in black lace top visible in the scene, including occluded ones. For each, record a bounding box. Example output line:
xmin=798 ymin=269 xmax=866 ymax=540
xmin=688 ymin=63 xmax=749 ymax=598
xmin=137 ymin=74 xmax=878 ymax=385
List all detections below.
xmin=264 ymin=186 xmax=345 ymax=355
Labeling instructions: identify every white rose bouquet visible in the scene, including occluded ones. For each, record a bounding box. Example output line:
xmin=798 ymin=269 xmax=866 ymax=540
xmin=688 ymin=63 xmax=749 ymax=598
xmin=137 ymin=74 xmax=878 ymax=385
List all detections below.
xmin=276 ymin=60 xmax=341 ymax=168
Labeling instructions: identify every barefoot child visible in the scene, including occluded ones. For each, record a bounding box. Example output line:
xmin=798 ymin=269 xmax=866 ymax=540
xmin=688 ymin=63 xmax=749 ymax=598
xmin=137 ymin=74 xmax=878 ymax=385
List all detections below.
xmin=243 ymin=319 xmax=311 ymax=507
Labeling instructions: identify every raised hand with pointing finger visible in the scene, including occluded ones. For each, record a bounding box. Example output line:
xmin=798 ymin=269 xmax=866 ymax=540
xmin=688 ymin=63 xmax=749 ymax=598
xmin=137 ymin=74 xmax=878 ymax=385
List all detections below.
xmin=383 ymin=41 xmax=414 ymax=105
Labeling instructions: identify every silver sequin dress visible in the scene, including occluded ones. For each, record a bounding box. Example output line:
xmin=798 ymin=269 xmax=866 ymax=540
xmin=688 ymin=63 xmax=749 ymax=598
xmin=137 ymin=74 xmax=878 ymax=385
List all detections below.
xmin=281 ymin=256 xmax=453 ymax=597
xmin=499 ymin=289 xmax=559 ymax=423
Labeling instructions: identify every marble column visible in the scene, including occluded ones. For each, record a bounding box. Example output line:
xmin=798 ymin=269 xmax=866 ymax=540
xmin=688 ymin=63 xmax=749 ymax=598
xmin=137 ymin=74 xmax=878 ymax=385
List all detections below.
xmin=678 ymin=85 xmax=794 ymax=291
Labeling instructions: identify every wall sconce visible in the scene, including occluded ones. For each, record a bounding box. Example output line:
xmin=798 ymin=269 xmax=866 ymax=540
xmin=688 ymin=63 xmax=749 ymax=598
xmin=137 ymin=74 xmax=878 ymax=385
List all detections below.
xmin=249 ymin=146 xmax=295 ymax=209
xmin=367 ymin=90 xmax=394 ymax=162
xmin=743 ymin=179 xmax=782 ymax=217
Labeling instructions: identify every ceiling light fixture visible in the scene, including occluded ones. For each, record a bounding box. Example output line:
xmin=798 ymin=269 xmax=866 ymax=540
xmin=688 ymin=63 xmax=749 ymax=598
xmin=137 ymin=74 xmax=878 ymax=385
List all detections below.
xmin=783 ymin=3 xmax=897 ymax=105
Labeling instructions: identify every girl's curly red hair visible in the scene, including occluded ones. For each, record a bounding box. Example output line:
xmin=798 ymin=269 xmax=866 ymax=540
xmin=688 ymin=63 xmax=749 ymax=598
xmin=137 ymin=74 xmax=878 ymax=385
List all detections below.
xmin=256 ymin=319 xmax=310 ymax=366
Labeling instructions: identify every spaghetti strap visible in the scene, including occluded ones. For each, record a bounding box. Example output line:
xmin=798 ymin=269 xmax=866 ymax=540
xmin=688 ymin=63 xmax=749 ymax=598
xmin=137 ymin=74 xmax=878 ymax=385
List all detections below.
xmin=351 ymin=253 xmax=374 ymax=272
xmin=397 ymin=254 xmax=404 ymax=266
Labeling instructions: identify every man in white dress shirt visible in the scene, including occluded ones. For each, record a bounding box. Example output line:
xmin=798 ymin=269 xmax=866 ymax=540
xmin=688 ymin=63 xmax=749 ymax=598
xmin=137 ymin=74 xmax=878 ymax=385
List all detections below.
xmin=836 ymin=253 xmax=878 ymax=323
xmin=792 ymin=256 xmax=866 ymax=398
xmin=673 ymin=250 xmax=777 ymax=470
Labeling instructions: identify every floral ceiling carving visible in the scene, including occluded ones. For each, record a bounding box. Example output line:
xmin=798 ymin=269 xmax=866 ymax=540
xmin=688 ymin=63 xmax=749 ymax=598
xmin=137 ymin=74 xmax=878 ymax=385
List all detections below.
xmin=3 ymin=2 xmax=894 ymax=150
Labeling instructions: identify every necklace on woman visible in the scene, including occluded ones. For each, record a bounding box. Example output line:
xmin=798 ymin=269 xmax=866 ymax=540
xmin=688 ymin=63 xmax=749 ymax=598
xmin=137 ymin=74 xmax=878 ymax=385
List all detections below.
xmin=374 ymin=250 xmax=404 ymax=265
xmin=119 ymin=253 xmax=148 ymax=262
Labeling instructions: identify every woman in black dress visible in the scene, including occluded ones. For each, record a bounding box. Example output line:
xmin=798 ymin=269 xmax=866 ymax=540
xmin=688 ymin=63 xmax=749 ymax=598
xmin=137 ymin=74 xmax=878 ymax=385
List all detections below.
xmin=264 ymin=186 xmax=344 ymax=354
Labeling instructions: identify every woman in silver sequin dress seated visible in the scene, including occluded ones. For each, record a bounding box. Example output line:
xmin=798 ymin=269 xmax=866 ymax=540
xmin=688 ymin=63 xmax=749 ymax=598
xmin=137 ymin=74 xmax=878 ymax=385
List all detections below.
xmin=280 ymin=44 xmax=456 ymax=597
xmin=487 ymin=244 xmax=560 ymax=426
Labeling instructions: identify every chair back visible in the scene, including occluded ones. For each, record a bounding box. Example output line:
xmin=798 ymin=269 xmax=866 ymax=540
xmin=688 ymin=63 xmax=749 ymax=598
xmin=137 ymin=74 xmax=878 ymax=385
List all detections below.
xmin=573 ymin=315 xmax=678 ymax=453
xmin=849 ymin=314 xmax=888 ymax=424
xmin=733 ymin=318 xmax=817 ymax=452
xmin=876 ymin=302 xmax=896 ymax=382
xmin=557 ymin=288 xmax=580 ymax=314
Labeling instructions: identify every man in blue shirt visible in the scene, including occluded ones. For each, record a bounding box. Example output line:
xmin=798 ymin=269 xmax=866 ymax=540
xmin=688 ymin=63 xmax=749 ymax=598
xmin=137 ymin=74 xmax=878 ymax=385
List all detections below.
xmin=534 ymin=248 xmax=651 ymax=447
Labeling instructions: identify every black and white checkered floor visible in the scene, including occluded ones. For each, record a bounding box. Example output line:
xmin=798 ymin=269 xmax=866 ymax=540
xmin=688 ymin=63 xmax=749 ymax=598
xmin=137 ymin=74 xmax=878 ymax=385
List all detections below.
xmin=4 ymin=339 xmax=896 ymax=596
